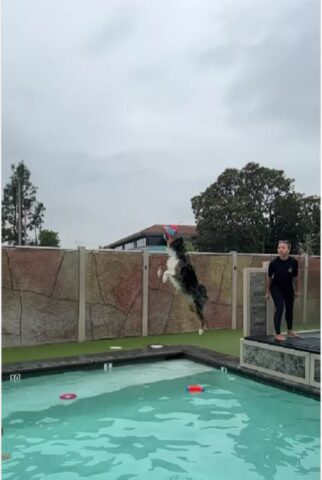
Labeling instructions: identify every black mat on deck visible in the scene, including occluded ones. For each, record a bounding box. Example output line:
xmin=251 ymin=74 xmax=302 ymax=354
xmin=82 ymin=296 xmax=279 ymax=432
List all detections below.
xmin=245 ymin=333 xmax=320 ymax=354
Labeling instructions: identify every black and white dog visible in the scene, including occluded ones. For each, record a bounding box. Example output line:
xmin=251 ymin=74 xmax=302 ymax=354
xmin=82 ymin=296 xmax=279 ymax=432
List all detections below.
xmin=158 ymin=230 xmax=208 ymax=335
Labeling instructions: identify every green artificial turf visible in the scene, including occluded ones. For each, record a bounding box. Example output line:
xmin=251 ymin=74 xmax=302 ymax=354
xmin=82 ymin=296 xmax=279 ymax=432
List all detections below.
xmin=3 ymin=322 xmax=319 ymax=365
xmin=2 ymin=329 xmax=243 ymax=364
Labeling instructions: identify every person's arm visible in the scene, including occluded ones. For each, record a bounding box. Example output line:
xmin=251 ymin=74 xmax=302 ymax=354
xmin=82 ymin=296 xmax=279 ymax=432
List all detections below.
xmin=266 ymin=276 xmax=272 ymax=300
xmin=266 ymin=261 xmax=274 ymax=300
xmin=293 ymin=259 xmax=299 ymax=297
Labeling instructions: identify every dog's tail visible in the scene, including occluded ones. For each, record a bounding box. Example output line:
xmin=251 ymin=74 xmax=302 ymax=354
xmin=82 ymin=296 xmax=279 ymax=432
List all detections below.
xmin=194 ymin=284 xmax=208 ymax=329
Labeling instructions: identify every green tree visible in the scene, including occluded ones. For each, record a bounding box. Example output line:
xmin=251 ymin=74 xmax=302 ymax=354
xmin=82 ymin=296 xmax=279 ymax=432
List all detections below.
xmin=184 ymin=239 xmax=198 ymax=252
xmin=191 ymin=163 xmax=320 ymax=253
xmin=297 ymin=195 xmax=320 ymax=254
xmin=268 ymin=192 xmax=304 ymax=252
xmin=39 ymin=229 xmax=60 ymax=247
xmin=2 ymin=162 xmax=46 ymax=245
xmin=31 ymin=201 xmax=46 ymax=245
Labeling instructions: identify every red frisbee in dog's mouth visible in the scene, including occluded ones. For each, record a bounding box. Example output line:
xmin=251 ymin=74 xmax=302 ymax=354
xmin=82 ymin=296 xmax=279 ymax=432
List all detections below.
xmin=163 ymin=225 xmax=178 ymax=241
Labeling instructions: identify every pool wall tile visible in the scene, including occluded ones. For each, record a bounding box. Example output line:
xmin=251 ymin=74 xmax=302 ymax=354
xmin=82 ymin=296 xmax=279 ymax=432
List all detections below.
xmin=240 ymin=339 xmax=318 ymax=387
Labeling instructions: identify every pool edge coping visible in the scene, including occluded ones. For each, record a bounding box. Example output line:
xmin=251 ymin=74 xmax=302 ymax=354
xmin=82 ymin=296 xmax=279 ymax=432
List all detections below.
xmin=2 ymin=345 xmax=320 ymax=400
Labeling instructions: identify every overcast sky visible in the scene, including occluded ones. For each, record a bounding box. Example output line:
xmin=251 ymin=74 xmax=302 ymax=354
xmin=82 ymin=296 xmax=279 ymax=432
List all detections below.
xmin=2 ymin=0 xmax=320 ymax=248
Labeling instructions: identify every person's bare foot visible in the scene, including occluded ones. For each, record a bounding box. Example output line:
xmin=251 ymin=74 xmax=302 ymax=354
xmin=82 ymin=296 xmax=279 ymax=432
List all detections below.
xmin=287 ymin=330 xmax=301 ymax=338
xmin=275 ymin=334 xmax=286 ymax=342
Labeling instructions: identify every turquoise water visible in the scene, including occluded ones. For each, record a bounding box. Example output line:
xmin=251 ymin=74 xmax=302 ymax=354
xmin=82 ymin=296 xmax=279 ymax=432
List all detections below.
xmin=2 ymin=359 xmax=320 ymax=480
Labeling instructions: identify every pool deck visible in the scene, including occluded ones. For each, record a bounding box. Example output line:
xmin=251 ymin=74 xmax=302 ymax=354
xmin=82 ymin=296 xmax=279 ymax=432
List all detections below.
xmin=244 ymin=333 xmax=320 ymax=354
xmin=2 ymin=344 xmax=319 ymax=399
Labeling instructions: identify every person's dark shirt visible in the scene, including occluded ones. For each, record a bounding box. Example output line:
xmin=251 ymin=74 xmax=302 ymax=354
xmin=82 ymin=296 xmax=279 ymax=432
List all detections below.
xmin=268 ymin=256 xmax=298 ymax=292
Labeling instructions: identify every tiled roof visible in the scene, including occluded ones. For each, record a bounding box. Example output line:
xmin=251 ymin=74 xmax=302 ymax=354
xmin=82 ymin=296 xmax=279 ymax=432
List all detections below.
xmin=104 ymin=224 xmax=196 ymax=248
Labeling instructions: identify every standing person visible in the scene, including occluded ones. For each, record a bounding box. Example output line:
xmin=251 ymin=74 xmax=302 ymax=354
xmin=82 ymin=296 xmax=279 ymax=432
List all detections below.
xmin=266 ymin=240 xmax=300 ymax=342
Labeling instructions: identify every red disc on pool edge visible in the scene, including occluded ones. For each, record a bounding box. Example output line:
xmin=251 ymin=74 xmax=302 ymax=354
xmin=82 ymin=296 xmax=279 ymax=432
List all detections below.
xmin=186 ymin=385 xmax=204 ymax=393
xmin=60 ymin=393 xmax=77 ymax=400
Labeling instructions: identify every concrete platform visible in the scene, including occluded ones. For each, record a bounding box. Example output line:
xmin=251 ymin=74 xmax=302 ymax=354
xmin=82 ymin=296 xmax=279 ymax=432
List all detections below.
xmin=245 ymin=332 xmax=320 ymax=354
xmin=241 ymin=332 xmax=320 ymax=390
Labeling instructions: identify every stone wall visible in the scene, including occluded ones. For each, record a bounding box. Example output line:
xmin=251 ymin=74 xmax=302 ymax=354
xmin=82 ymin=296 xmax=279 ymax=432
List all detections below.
xmin=308 ymin=256 xmax=320 ymax=325
xmin=2 ymin=247 xmax=320 ymax=346
xmin=236 ymin=255 xmax=274 ymax=329
xmin=246 ymin=269 xmax=267 ymax=337
xmin=240 ymin=340 xmax=312 ymax=385
xmin=2 ymin=248 xmax=78 ymax=347
xmin=85 ymin=251 xmax=143 ymax=340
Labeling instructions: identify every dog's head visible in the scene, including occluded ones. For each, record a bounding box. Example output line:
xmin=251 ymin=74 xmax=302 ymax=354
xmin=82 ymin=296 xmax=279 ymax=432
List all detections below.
xmin=163 ymin=225 xmax=186 ymax=253
xmin=163 ymin=225 xmax=187 ymax=254
xmin=168 ymin=236 xmax=186 ymax=254
xmin=163 ymin=225 xmax=178 ymax=246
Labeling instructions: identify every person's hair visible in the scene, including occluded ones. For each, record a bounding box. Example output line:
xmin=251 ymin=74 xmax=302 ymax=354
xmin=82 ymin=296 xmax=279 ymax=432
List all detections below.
xmin=278 ymin=240 xmax=291 ymax=249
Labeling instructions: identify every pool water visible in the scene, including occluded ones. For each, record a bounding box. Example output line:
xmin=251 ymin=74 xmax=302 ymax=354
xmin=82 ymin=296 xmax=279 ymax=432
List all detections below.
xmin=2 ymin=359 xmax=320 ymax=480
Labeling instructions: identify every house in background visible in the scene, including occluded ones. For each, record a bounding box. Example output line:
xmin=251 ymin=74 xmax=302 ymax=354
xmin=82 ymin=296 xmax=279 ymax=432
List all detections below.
xmin=103 ymin=224 xmax=197 ymax=252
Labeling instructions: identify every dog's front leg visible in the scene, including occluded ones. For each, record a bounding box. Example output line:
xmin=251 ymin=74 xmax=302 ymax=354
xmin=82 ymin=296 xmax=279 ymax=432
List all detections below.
xmin=157 ymin=266 xmax=165 ymax=278
xmin=162 ymin=270 xmax=170 ymax=283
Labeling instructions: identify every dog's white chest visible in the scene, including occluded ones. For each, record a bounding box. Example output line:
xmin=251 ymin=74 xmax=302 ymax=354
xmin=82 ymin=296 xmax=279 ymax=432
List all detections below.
xmin=166 ymin=250 xmax=181 ymax=290
xmin=167 ymin=250 xmax=179 ymax=274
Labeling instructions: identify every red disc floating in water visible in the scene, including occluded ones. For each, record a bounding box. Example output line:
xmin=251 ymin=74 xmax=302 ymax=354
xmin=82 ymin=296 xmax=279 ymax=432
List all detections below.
xmin=60 ymin=393 xmax=77 ymax=400
xmin=186 ymin=385 xmax=204 ymax=393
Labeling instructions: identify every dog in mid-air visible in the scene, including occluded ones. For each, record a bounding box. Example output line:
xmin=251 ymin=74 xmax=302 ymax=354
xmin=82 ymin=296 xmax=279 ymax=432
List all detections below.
xmin=157 ymin=225 xmax=208 ymax=335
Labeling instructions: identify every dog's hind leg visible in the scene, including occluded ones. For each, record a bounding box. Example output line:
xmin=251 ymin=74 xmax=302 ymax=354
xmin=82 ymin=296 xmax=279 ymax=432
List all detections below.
xmin=194 ymin=302 xmax=207 ymax=335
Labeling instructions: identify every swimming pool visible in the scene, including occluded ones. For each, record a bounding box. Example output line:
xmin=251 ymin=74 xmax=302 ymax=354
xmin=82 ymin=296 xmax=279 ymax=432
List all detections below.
xmin=2 ymin=359 xmax=320 ymax=480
